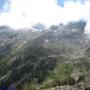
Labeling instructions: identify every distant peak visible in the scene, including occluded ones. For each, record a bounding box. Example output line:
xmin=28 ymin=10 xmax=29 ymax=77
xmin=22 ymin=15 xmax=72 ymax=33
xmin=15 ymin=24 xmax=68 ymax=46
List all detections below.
xmin=32 ymin=23 xmax=47 ymax=30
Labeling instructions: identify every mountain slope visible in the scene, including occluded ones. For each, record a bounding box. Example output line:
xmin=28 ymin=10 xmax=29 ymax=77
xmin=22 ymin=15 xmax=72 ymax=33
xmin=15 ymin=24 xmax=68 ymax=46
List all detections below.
xmin=0 ymin=21 xmax=90 ymax=90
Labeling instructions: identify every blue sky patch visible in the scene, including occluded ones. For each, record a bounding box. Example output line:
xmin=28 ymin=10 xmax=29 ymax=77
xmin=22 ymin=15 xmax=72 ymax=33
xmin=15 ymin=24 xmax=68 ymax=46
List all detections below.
xmin=0 ymin=0 xmax=6 ymax=9
xmin=57 ymin=0 xmax=85 ymax=7
xmin=57 ymin=0 xmax=64 ymax=7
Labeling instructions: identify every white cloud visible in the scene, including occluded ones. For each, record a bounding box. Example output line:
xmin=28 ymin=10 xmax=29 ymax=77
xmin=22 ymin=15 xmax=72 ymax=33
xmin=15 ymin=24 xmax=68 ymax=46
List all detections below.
xmin=85 ymin=17 xmax=90 ymax=34
xmin=0 ymin=0 xmax=90 ymax=29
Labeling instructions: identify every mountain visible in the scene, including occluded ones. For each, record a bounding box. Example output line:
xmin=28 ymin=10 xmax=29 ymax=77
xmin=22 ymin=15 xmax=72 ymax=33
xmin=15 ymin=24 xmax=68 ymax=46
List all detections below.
xmin=0 ymin=21 xmax=90 ymax=90
xmin=32 ymin=23 xmax=47 ymax=31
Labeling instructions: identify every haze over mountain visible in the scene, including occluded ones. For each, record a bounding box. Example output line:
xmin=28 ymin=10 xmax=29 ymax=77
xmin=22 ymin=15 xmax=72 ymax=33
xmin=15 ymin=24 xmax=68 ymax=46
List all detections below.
xmin=0 ymin=0 xmax=90 ymax=30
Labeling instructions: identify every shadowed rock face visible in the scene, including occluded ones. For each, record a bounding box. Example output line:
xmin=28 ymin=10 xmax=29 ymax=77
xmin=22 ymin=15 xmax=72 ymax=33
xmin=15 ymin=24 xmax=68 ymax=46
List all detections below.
xmin=85 ymin=87 xmax=90 ymax=90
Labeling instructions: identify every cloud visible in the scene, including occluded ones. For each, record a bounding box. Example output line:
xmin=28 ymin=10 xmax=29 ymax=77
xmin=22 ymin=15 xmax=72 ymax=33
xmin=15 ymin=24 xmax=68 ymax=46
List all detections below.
xmin=0 ymin=0 xmax=90 ymax=29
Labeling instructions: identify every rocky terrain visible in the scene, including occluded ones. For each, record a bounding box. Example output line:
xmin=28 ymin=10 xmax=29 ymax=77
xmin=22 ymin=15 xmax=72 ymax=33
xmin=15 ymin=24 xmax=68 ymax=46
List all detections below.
xmin=0 ymin=21 xmax=90 ymax=90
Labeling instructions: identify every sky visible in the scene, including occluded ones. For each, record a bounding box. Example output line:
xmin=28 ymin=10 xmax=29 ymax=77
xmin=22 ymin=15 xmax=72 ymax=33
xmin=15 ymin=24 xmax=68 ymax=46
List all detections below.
xmin=0 ymin=0 xmax=6 ymax=10
xmin=0 ymin=0 xmax=90 ymax=33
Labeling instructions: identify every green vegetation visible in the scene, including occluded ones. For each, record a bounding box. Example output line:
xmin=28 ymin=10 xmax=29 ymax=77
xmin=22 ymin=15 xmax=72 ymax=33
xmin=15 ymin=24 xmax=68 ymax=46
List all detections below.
xmin=40 ymin=63 xmax=75 ymax=89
